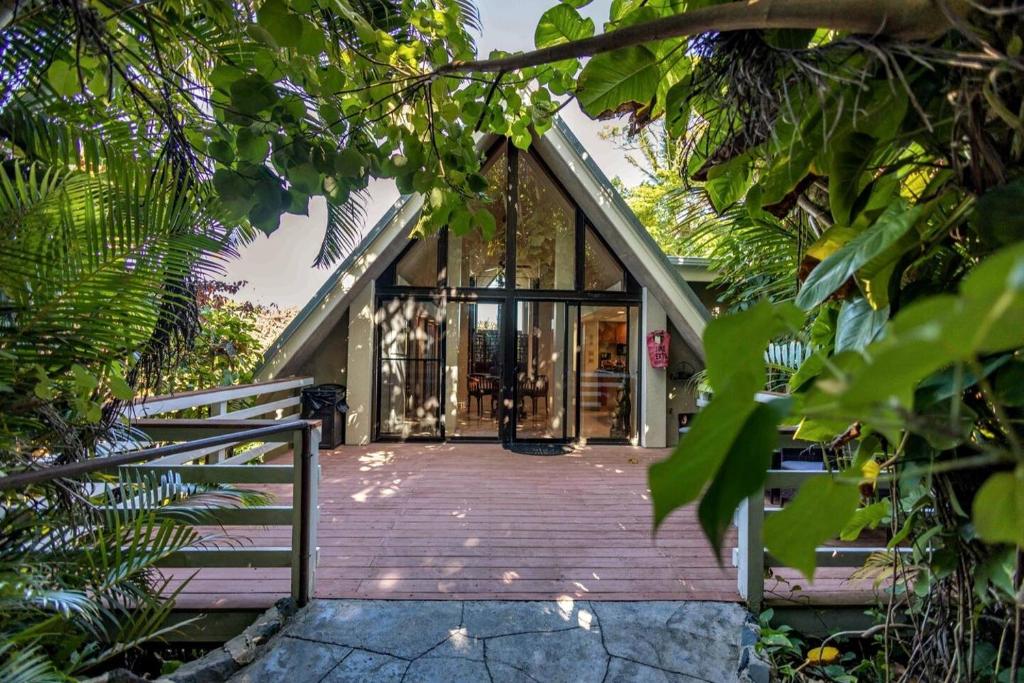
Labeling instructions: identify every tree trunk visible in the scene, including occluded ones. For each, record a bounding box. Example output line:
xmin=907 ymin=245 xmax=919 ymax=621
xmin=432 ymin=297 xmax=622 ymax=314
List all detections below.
xmin=437 ymin=0 xmax=965 ymax=75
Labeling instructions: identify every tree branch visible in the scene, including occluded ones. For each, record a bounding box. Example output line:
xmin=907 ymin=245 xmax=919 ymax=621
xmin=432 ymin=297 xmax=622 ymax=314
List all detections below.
xmin=434 ymin=0 xmax=963 ymax=76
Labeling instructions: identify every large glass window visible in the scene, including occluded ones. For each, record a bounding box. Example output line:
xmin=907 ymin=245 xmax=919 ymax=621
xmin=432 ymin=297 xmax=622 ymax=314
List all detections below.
xmin=448 ymin=147 xmax=507 ymax=288
xmin=375 ymin=141 xmax=641 ymax=444
xmin=515 ymin=153 xmax=575 ymax=289
xmin=578 ymin=305 xmax=637 ymax=440
xmin=376 ymin=297 xmax=442 ymax=438
xmin=394 ymin=234 xmax=438 ymax=287
xmin=583 ymin=226 xmax=625 ymax=292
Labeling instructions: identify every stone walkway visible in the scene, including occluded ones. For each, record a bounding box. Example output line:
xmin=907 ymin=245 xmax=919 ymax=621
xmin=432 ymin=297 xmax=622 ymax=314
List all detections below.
xmin=229 ymin=599 xmax=754 ymax=682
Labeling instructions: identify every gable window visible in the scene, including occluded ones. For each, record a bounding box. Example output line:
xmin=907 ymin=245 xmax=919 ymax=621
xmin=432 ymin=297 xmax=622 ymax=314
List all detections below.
xmin=448 ymin=146 xmax=507 ymax=288
xmin=514 ymin=151 xmax=575 ymax=289
xmin=583 ymin=226 xmax=626 ymax=292
xmin=394 ymin=233 xmax=439 ymax=287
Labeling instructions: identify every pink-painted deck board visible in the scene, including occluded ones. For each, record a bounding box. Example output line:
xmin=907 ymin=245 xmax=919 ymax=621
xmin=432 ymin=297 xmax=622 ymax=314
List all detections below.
xmin=170 ymin=443 xmax=882 ymax=609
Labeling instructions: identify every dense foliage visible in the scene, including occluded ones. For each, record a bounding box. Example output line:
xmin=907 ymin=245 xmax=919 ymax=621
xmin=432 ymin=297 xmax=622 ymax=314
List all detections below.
xmin=159 ymin=281 xmax=276 ymax=395
xmin=3 ymin=0 xmax=1024 ymax=679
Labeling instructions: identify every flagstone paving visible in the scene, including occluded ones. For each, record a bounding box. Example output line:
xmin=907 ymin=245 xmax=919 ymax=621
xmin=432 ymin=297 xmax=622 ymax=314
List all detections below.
xmin=229 ymin=599 xmax=754 ymax=682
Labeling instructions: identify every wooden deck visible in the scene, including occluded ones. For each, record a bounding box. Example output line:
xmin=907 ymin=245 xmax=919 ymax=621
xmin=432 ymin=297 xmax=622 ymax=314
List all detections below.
xmin=170 ymin=443 xmax=883 ymax=609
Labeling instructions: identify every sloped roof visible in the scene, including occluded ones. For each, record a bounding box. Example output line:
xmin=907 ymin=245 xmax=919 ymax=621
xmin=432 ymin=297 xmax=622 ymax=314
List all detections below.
xmin=257 ymin=119 xmax=709 ymax=380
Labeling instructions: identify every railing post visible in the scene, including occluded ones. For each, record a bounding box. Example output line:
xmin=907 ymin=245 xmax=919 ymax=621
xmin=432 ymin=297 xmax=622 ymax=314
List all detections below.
xmin=736 ymin=487 xmax=765 ymax=612
xmin=291 ymin=424 xmax=319 ymax=606
xmin=208 ymin=401 xmax=228 ymax=463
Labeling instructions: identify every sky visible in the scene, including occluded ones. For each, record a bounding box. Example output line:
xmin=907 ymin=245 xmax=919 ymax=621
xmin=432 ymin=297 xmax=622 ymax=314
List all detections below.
xmin=220 ymin=0 xmax=647 ymax=308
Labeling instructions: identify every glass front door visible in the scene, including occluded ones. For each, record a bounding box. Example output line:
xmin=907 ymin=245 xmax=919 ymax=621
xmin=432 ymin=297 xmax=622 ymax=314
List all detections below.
xmin=447 ymin=302 xmax=504 ymax=438
xmin=513 ymin=301 xmax=569 ymax=440
xmin=578 ymin=305 xmax=637 ymax=441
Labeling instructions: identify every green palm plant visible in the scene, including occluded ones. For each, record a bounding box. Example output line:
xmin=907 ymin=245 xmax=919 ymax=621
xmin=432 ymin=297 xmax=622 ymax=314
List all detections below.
xmin=0 ymin=469 xmax=267 ymax=679
xmin=1 ymin=11 xmax=256 ymax=676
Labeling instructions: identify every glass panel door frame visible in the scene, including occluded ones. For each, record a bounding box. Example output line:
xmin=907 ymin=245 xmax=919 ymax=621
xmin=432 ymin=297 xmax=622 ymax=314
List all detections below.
xmin=575 ymin=303 xmax=640 ymax=444
xmin=446 ymin=298 xmax=506 ymax=442
xmin=511 ymin=300 xmax=573 ymax=443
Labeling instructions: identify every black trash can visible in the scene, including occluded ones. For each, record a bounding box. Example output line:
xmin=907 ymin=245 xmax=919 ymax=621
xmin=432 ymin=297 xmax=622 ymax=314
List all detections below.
xmin=300 ymin=384 xmax=348 ymax=449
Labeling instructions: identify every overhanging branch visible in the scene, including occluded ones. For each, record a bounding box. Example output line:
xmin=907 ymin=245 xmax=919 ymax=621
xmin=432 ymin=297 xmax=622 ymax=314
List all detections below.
xmin=434 ymin=0 xmax=963 ymax=76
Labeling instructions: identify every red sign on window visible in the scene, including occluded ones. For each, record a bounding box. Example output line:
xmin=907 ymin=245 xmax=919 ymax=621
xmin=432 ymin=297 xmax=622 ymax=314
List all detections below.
xmin=646 ymin=330 xmax=670 ymax=369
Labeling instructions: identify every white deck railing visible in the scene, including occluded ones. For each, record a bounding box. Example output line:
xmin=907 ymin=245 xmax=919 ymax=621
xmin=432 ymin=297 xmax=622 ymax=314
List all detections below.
xmin=125 ymin=377 xmax=320 ymax=604
xmin=734 ymin=468 xmax=905 ymax=611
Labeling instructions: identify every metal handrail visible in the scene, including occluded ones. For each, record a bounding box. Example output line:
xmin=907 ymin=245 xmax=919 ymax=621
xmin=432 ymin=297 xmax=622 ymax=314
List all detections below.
xmin=0 ymin=419 xmax=310 ymax=490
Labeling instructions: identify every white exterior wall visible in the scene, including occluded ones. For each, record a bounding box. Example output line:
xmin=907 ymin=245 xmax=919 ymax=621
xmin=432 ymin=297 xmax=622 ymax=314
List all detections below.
xmin=345 ymin=282 xmax=374 ymax=445
xmin=640 ymin=288 xmax=668 ymax=448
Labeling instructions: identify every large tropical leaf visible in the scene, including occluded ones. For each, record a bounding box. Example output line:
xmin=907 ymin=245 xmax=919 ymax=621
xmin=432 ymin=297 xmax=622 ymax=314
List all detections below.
xmin=577 ymin=46 xmax=660 ymax=119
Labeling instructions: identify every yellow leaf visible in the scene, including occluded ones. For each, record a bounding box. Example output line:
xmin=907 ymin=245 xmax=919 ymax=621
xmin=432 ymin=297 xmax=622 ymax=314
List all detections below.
xmin=861 ymin=460 xmax=880 ymax=483
xmin=805 ymin=646 xmax=840 ymax=666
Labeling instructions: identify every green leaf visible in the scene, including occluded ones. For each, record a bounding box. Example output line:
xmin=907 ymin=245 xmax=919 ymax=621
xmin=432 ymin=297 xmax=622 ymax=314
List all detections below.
xmin=576 ymin=46 xmax=659 ymax=119
xmin=208 ymin=140 xmax=235 ymax=164
xmin=663 ymin=73 xmax=691 ymax=137
xmin=472 ymin=208 xmax=497 ymax=240
xmin=236 ymin=128 xmax=270 ymax=163
xmin=109 ymin=375 xmax=135 ymax=401
xmin=249 ymin=192 xmax=285 ymax=234
xmin=71 ymin=364 xmax=98 ymax=392
xmin=697 ymin=399 xmax=791 ymax=555
xmin=765 ymin=475 xmax=862 ymax=577
xmin=834 ymin=297 xmax=888 ymax=352
xmin=840 ymin=500 xmax=891 ymax=541
xmin=334 ymin=149 xmax=367 ymax=178
xmin=973 ymin=468 xmax=1024 ymax=547
xmin=649 ymin=395 xmax=759 ymax=526
xmin=258 ymin=0 xmax=303 ymax=48
xmin=972 ymin=178 xmax=1024 ymax=248
xmin=467 ymin=173 xmax=488 ymax=193
xmin=704 ymin=300 xmax=804 ymax=396
xmin=651 ymin=305 xmax=801 ymax=530
xmin=796 ymin=202 xmax=924 ymax=310
xmin=828 ymin=132 xmax=875 ymax=227
xmin=748 ymin=136 xmax=816 ymax=214
xmin=230 ymin=74 xmax=279 ymax=115
xmin=318 ymin=68 xmax=346 ymax=95
xmin=958 ymin=242 xmax=1024 ymax=353
xmin=212 ymin=168 xmax=256 ymax=217
xmin=297 ymin=19 xmax=325 ymax=55
xmin=34 ymin=381 xmax=54 ymax=401
xmin=511 ymin=126 xmax=532 ymax=150
xmin=287 ymin=162 xmax=320 ymax=194
xmin=704 ymin=154 xmax=751 ymax=213
xmin=992 ymin=358 xmax=1024 ymax=407
xmin=534 ymin=4 xmax=594 ymax=49
xmin=46 ymin=60 xmax=80 ymax=97
xmin=450 ymin=206 xmax=471 ymax=235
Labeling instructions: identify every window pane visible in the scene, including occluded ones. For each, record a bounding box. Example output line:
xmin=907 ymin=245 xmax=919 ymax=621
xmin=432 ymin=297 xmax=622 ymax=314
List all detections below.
xmin=394 ymin=234 xmax=438 ymax=287
xmin=515 ymin=301 xmax=568 ymax=439
xmin=446 ymin=302 xmax=503 ymax=437
xmin=515 ymin=152 xmax=575 ymax=290
xmin=579 ymin=305 xmax=635 ymax=440
xmin=448 ymin=147 xmax=507 ymax=288
xmin=376 ymin=297 xmax=442 ymax=438
xmin=583 ymin=227 xmax=625 ymax=292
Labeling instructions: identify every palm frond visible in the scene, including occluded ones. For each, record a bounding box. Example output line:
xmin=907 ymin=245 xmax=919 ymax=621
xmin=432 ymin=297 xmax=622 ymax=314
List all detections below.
xmin=317 ymin=190 xmax=368 ymax=268
xmin=0 ymin=644 xmax=61 ymax=683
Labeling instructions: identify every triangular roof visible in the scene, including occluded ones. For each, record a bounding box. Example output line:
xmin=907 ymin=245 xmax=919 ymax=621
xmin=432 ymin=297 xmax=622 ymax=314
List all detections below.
xmin=257 ymin=118 xmax=709 ymax=380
